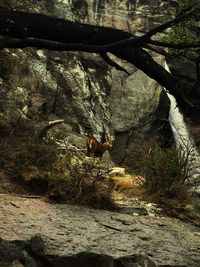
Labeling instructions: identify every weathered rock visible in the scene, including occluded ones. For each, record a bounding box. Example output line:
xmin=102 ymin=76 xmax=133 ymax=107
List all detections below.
xmin=0 ymin=238 xmax=37 ymax=267
xmin=169 ymin=59 xmax=197 ymax=81
xmin=0 ymin=237 xmax=157 ymax=267
xmin=47 ymin=252 xmax=158 ymax=267
xmin=0 ymin=195 xmax=199 ymax=267
xmin=30 ymin=235 xmax=45 ymax=256
xmin=109 ymin=55 xmax=172 ymax=168
xmin=116 ymin=254 xmax=157 ymax=267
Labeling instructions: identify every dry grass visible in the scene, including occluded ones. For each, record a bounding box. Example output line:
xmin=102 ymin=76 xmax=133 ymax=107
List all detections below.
xmin=111 ymin=172 xmax=200 ymax=225
xmin=112 ymin=174 xmax=144 ymax=198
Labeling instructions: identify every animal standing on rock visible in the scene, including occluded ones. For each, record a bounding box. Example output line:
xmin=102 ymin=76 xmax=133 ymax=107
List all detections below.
xmin=86 ymin=134 xmax=115 ymax=158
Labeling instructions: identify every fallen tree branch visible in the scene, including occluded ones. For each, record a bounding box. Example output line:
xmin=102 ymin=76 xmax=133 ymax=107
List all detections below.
xmin=100 ymin=53 xmax=130 ymax=74
xmin=98 ymin=222 xmax=122 ymax=232
xmin=148 ymin=39 xmax=200 ymax=49
xmin=38 ymin=119 xmax=64 ymax=138
xmin=0 ymin=6 xmax=199 ymax=53
xmin=142 ymin=43 xmax=168 ymax=56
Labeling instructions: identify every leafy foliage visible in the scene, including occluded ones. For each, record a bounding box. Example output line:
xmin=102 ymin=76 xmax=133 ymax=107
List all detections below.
xmin=141 ymin=145 xmax=195 ymax=202
xmin=15 ymin=138 xmax=58 ymax=168
xmin=159 ymin=0 xmax=200 ymax=61
xmin=0 ymin=112 xmax=58 ymax=170
xmin=48 ymin=158 xmax=116 ymax=208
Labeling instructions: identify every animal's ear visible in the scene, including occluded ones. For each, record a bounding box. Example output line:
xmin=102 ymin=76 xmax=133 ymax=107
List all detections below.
xmin=110 ymin=135 xmax=115 ymax=141
xmin=105 ymin=134 xmax=110 ymax=141
xmin=106 ymin=134 xmax=115 ymax=142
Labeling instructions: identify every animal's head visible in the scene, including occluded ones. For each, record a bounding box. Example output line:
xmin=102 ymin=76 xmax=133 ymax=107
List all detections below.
xmin=86 ymin=134 xmax=115 ymax=158
xmin=104 ymin=134 xmax=115 ymax=149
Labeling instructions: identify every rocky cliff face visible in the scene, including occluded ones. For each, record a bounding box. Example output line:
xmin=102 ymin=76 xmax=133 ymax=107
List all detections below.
xmin=0 ymin=0 xmax=172 ymax=169
xmin=71 ymin=0 xmax=170 ymax=33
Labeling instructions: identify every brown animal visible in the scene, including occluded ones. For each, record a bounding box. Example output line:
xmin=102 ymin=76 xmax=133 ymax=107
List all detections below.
xmin=86 ymin=134 xmax=115 ymax=158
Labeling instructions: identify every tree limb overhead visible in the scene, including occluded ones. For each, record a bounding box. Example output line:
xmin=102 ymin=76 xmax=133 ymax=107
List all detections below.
xmin=0 ymin=10 xmax=199 ymax=114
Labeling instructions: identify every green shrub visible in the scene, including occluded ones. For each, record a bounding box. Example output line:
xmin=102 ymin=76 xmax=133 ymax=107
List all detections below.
xmin=48 ymin=158 xmax=116 ymax=208
xmin=141 ymin=146 xmax=193 ymax=201
xmin=14 ymin=137 xmax=58 ymax=169
xmin=0 ymin=113 xmax=12 ymax=137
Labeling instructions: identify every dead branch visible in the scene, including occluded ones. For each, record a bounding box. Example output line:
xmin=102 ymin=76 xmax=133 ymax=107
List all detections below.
xmin=100 ymin=53 xmax=130 ymax=74
xmin=148 ymin=39 xmax=200 ymax=49
xmin=38 ymin=119 xmax=64 ymax=138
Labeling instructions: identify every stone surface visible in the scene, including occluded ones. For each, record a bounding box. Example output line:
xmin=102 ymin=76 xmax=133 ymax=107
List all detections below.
xmin=0 ymin=195 xmax=199 ymax=266
xmin=0 ymin=238 xmax=157 ymax=267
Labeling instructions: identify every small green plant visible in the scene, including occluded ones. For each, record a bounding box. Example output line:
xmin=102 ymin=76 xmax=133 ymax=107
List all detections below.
xmin=0 ymin=113 xmax=12 ymax=137
xmin=14 ymin=137 xmax=58 ymax=169
xmin=48 ymin=158 xmax=116 ymax=208
xmin=141 ymin=145 xmax=194 ymax=202
xmin=164 ymin=0 xmax=200 ymax=61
